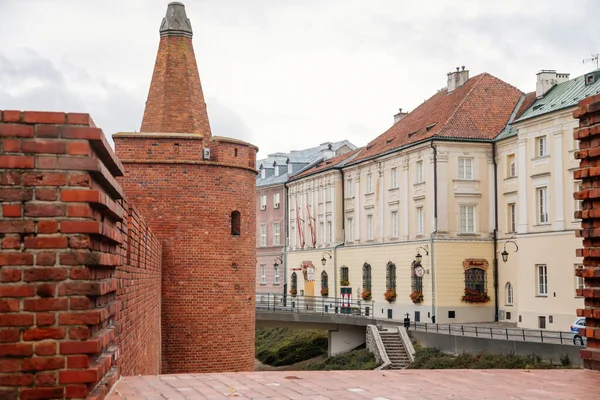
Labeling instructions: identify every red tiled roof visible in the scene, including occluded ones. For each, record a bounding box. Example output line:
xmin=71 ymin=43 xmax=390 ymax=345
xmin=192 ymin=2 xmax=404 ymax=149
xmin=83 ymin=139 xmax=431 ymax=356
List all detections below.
xmin=290 ymin=148 xmax=363 ymax=181
xmin=350 ymin=73 xmax=523 ymax=164
xmin=514 ymin=91 xmax=537 ymax=120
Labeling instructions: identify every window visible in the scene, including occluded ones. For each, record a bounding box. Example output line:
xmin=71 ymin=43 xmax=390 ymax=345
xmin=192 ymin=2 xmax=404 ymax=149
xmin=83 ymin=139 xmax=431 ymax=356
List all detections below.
xmin=231 ymin=211 xmax=241 ymax=236
xmin=537 ymin=264 xmax=548 ymax=296
xmin=328 ymin=185 xmax=333 ymax=202
xmin=273 ymin=223 xmax=280 ymax=246
xmin=340 ymin=266 xmax=349 ymax=286
xmin=320 ymin=271 xmax=329 ymax=296
xmin=362 ymin=263 xmax=372 ymax=292
xmin=411 ymin=263 xmax=423 ymax=294
xmin=327 ymin=221 xmax=332 ymax=243
xmin=273 ymin=193 xmax=280 ymax=209
xmin=386 ymin=262 xmax=396 ymax=291
xmin=260 ymin=264 xmax=266 ymax=284
xmin=575 ymin=264 xmax=584 ymax=295
xmin=536 ymin=136 xmax=547 ymax=157
xmin=538 ymin=316 xmax=546 ymax=329
xmin=259 ymin=224 xmax=266 ymax=247
xmin=508 ymin=203 xmax=516 ymax=233
xmin=319 ymin=221 xmax=324 ymax=244
xmin=346 ymin=179 xmax=353 ymax=198
xmin=459 ymin=205 xmax=475 ymax=233
xmin=391 ymin=167 xmax=398 ymax=188
xmin=417 ymin=207 xmax=424 ymax=235
xmin=458 ymin=157 xmax=473 ymax=180
xmin=291 ymin=272 xmax=298 ymax=295
xmin=416 ymin=160 xmax=424 ymax=183
xmin=367 ymin=215 xmax=374 ymax=240
xmin=465 ymin=268 xmax=486 ymax=292
xmin=260 ymin=195 xmax=267 ymax=210
xmin=537 ymin=187 xmax=549 ymax=224
xmin=346 ymin=217 xmax=353 ymax=242
xmin=366 ymin=173 xmax=373 ymax=193
xmin=391 ymin=211 xmax=398 ymax=237
xmin=274 ymin=264 xmax=280 ymax=284
xmin=575 ymin=181 xmax=583 ymax=213
xmin=505 ymin=282 xmax=513 ymax=305
xmin=507 ymin=154 xmax=516 ymax=177
xmin=320 ymin=187 xmax=326 ymax=203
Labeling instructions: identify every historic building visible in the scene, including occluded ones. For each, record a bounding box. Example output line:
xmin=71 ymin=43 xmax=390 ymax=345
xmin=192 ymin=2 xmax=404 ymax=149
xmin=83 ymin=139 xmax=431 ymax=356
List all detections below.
xmin=113 ymin=2 xmax=257 ymax=373
xmin=496 ymin=69 xmax=600 ymax=330
xmin=255 ymin=141 xmax=355 ymax=297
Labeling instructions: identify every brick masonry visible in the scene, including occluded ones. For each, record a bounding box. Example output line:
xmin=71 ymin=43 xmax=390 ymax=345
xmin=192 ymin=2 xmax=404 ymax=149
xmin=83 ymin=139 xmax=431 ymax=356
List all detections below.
xmin=0 ymin=111 xmax=162 ymax=399
xmin=574 ymin=94 xmax=600 ymax=371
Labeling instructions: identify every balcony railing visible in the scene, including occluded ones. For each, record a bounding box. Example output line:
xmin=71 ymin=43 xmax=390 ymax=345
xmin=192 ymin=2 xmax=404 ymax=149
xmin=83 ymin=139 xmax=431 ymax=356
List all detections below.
xmin=255 ymin=292 xmax=375 ymax=319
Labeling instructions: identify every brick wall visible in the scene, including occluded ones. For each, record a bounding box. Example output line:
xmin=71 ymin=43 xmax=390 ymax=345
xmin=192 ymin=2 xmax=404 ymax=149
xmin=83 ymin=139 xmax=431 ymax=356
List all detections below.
xmin=114 ymin=132 xmax=258 ymax=374
xmin=0 ymin=111 xmax=162 ymax=399
xmin=574 ymin=95 xmax=600 ymax=371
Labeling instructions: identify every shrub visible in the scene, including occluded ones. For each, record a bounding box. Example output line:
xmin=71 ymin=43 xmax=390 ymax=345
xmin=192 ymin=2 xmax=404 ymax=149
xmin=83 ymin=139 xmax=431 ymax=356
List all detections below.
xmin=255 ymin=327 xmax=328 ymax=366
xmin=304 ymin=347 xmax=379 ymax=370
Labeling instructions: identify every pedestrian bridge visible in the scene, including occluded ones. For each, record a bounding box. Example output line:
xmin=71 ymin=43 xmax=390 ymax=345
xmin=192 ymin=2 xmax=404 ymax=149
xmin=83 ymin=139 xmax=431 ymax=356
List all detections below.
xmin=255 ymin=293 xmax=375 ymax=356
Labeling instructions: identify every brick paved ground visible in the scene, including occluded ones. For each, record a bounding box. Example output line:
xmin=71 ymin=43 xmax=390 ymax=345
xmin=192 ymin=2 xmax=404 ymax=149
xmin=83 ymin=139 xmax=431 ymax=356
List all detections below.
xmin=109 ymin=369 xmax=599 ymax=399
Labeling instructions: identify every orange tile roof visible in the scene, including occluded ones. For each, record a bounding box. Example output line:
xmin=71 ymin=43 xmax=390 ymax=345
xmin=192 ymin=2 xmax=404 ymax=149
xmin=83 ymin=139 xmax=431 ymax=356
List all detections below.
xmin=350 ymin=72 xmax=523 ymax=164
xmin=514 ymin=91 xmax=537 ymax=120
xmin=290 ymin=148 xmax=363 ymax=181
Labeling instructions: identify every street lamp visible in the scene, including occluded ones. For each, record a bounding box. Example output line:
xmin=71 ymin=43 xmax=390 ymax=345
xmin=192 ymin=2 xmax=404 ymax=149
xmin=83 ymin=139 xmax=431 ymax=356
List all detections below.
xmin=321 ymin=251 xmax=332 ymax=267
xmin=501 ymin=240 xmax=518 ymax=263
xmin=414 ymin=246 xmax=429 ymax=265
xmin=273 ymin=257 xmax=283 ymax=268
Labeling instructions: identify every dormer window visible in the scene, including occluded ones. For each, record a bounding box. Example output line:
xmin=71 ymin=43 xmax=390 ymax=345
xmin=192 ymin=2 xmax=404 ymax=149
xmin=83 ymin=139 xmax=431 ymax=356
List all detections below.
xmin=586 ymin=72 xmax=597 ymax=86
xmin=260 ymin=169 xmax=266 ymax=179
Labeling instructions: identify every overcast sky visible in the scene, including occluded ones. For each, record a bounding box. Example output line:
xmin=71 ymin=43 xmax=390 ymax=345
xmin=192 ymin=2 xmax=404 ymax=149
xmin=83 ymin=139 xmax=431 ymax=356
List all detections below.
xmin=1 ymin=0 xmax=598 ymax=157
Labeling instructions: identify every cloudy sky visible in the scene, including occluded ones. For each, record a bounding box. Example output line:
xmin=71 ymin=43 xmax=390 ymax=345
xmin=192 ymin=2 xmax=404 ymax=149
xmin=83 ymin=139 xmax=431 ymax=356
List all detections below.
xmin=1 ymin=0 xmax=598 ymax=157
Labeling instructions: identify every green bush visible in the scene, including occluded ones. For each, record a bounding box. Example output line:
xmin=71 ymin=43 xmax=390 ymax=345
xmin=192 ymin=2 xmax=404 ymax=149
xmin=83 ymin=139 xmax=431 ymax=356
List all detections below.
xmin=255 ymin=327 xmax=328 ymax=366
xmin=408 ymin=347 xmax=573 ymax=369
xmin=304 ymin=347 xmax=379 ymax=370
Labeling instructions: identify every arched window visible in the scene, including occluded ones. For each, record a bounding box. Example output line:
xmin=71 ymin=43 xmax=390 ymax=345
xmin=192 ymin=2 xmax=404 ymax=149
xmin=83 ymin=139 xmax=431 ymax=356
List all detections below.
xmin=411 ymin=264 xmax=423 ymax=293
xmin=340 ymin=266 xmax=349 ymax=286
xmin=506 ymin=282 xmax=513 ymax=305
xmin=465 ymin=268 xmax=486 ymax=292
xmin=290 ymin=272 xmax=298 ymax=296
xmin=362 ymin=263 xmax=372 ymax=292
xmin=386 ymin=262 xmax=396 ymax=291
xmin=320 ymin=271 xmax=329 ymax=296
xmin=231 ymin=211 xmax=241 ymax=236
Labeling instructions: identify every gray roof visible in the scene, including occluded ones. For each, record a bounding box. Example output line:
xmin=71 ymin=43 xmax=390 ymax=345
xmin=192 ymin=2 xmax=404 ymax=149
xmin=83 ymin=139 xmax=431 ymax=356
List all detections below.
xmin=514 ymin=69 xmax=600 ymax=123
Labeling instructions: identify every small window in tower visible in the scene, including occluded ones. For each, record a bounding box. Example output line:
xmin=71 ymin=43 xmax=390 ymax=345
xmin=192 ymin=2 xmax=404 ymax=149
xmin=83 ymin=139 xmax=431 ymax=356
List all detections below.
xmin=234 ymin=148 xmax=238 ymax=157
xmin=231 ymin=211 xmax=241 ymax=236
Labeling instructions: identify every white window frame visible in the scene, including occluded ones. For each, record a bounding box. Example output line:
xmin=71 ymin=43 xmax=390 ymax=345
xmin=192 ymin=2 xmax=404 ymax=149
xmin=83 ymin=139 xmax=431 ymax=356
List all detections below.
xmin=458 ymin=157 xmax=473 ymax=180
xmin=274 ymin=264 xmax=280 ymax=284
xmin=391 ymin=168 xmax=398 ymax=188
xmin=319 ymin=221 xmax=324 ymax=244
xmin=327 ymin=220 xmax=332 ymax=243
xmin=507 ymin=154 xmax=516 ymax=177
xmin=536 ymin=136 xmax=547 ymax=157
xmin=366 ymin=173 xmax=373 ymax=193
xmin=536 ymin=264 xmax=548 ymax=296
xmin=417 ymin=206 xmax=424 ymax=235
xmin=367 ymin=215 xmax=374 ymax=240
xmin=273 ymin=222 xmax=280 ymax=246
xmin=416 ymin=160 xmax=424 ymax=183
xmin=575 ymin=264 xmax=584 ymax=296
xmin=506 ymin=282 xmax=513 ymax=306
xmin=508 ymin=203 xmax=516 ymax=233
xmin=459 ymin=204 xmax=476 ymax=233
xmin=391 ymin=211 xmax=398 ymax=238
xmin=575 ymin=181 xmax=583 ymax=214
xmin=260 ymin=224 xmax=267 ymax=247
xmin=260 ymin=264 xmax=266 ymax=284
xmin=260 ymin=195 xmax=267 ymax=210
xmin=347 ymin=217 xmax=354 ymax=242
xmin=273 ymin=193 xmax=280 ymax=209
xmin=537 ymin=187 xmax=549 ymax=224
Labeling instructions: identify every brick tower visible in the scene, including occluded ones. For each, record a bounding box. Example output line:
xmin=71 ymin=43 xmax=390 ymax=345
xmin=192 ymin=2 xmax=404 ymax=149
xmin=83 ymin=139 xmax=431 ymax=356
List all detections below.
xmin=113 ymin=2 xmax=257 ymax=373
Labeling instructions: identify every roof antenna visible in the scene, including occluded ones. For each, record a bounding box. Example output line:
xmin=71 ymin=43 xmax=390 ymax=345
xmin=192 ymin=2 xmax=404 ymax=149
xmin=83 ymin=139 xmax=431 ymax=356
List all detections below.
xmin=583 ymin=53 xmax=599 ymax=69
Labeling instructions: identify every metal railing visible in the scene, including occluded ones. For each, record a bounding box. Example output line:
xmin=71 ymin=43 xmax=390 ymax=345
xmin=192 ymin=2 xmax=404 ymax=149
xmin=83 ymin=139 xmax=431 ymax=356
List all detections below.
xmin=256 ymin=292 xmax=375 ymax=319
xmin=408 ymin=321 xmax=577 ymax=346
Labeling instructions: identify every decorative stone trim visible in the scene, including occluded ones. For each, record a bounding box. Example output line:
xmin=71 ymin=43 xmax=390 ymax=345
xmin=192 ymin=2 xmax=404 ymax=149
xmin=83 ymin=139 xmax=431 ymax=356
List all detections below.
xmin=397 ymin=326 xmax=416 ymax=364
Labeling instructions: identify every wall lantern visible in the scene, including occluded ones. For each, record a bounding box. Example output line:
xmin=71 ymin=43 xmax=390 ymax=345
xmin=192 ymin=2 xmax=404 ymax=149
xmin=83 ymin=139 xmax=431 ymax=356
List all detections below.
xmin=321 ymin=251 xmax=332 ymax=267
xmin=273 ymin=256 xmax=283 ymax=268
xmin=501 ymin=240 xmax=519 ymax=263
xmin=414 ymin=246 xmax=429 ymax=265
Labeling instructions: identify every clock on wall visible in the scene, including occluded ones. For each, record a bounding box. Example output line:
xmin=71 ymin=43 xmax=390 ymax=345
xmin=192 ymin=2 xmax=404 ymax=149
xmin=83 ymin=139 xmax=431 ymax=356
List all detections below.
xmin=414 ymin=265 xmax=425 ymax=278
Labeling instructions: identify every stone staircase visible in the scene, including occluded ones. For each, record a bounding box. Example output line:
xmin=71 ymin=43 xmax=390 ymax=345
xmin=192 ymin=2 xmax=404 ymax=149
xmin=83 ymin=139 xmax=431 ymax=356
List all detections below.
xmin=379 ymin=330 xmax=411 ymax=369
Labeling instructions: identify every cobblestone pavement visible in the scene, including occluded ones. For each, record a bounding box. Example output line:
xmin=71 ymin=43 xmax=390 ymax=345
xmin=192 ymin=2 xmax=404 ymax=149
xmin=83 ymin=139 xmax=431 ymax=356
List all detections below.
xmin=110 ymin=369 xmax=599 ymax=399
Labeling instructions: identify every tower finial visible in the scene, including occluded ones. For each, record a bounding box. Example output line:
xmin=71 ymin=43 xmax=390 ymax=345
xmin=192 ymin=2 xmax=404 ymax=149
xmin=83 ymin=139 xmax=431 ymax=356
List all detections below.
xmin=159 ymin=2 xmax=193 ymax=38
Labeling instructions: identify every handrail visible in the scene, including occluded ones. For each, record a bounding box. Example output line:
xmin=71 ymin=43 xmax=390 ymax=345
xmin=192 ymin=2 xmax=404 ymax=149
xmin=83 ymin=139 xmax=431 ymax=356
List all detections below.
xmin=255 ymin=292 xmax=375 ymax=319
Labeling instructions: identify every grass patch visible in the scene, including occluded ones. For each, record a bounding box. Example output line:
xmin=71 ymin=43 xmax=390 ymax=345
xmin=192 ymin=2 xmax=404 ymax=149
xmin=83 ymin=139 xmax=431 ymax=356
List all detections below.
xmin=255 ymin=327 xmax=328 ymax=366
xmin=408 ymin=347 xmax=573 ymax=369
xmin=303 ymin=347 xmax=379 ymax=370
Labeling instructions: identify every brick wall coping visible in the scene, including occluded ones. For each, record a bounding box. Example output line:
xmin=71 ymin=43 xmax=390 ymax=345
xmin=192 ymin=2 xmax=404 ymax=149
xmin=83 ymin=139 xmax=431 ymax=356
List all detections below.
xmin=115 ymin=158 xmax=258 ymax=173
xmin=113 ymin=132 xmax=204 ymax=140
xmin=211 ymin=136 xmax=260 ymax=151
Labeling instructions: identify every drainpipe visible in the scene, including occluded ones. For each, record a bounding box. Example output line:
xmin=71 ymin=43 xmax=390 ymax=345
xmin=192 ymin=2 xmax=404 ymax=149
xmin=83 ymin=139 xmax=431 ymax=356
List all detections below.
xmin=492 ymin=142 xmax=499 ymax=321
xmin=333 ymin=167 xmax=346 ymax=298
xmin=283 ymin=182 xmax=289 ymax=305
xmin=430 ymin=141 xmax=438 ymax=323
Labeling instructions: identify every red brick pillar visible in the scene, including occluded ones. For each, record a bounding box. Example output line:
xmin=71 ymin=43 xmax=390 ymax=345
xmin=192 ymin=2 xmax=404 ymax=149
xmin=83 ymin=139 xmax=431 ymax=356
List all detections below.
xmin=574 ymin=95 xmax=600 ymax=370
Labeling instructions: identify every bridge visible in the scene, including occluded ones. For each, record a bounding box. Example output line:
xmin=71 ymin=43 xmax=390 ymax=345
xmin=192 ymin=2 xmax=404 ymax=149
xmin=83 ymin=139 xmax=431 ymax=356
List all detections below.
xmin=255 ymin=293 xmax=375 ymax=356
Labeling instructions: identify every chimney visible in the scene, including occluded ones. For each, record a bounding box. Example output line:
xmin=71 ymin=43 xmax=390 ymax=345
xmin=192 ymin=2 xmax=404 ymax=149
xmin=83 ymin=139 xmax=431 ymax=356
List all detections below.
xmin=536 ymin=70 xmax=570 ymax=98
xmin=393 ymin=108 xmax=408 ymax=124
xmin=140 ymin=2 xmax=212 ymax=136
xmin=447 ymin=66 xmax=469 ymax=94
xmin=322 ymin=143 xmax=335 ymax=160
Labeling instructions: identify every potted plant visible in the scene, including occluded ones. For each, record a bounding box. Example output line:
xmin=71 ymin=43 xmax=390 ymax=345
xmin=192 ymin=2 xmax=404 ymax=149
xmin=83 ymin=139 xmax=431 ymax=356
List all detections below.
xmin=361 ymin=290 xmax=372 ymax=301
xmin=320 ymin=287 xmax=329 ymax=297
xmin=384 ymin=289 xmax=397 ymax=303
xmin=340 ymin=279 xmax=350 ymax=286
xmin=460 ymin=288 xmax=490 ymax=303
xmin=409 ymin=291 xmax=424 ymax=304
